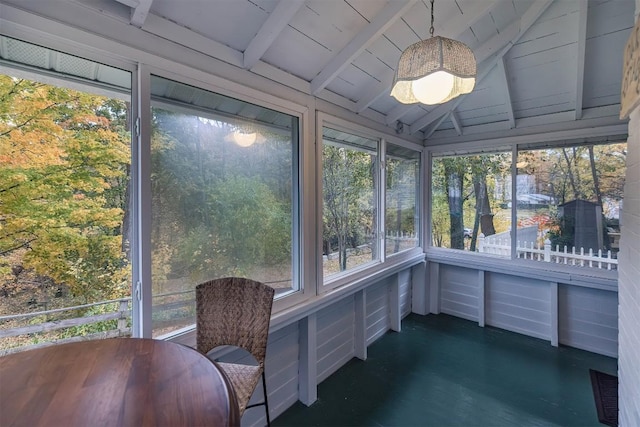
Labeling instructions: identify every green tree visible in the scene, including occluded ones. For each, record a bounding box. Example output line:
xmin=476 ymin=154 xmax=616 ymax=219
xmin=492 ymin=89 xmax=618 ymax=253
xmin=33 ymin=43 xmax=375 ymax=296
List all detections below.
xmin=433 ymin=153 xmax=510 ymax=250
xmin=323 ymin=145 xmax=375 ymax=271
xmin=149 ymin=110 xmax=293 ymax=284
xmin=0 ymin=76 xmax=130 ymax=303
xmin=442 ymin=157 xmax=467 ymax=250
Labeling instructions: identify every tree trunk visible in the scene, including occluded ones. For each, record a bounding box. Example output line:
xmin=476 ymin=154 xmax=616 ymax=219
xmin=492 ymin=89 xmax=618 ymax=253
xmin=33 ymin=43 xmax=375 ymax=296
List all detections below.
xmin=470 ymin=176 xmax=496 ymax=251
xmin=471 ymin=180 xmax=482 ymax=251
xmin=338 ymin=235 xmax=347 ymax=271
xmin=588 ymin=145 xmax=609 ymax=249
xmin=445 ymin=164 xmax=465 ymax=250
xmin=562 ymin=148 xmax=579 ymax=199
xmin=588 ymin=146 xmax=603 ymax=206
xmin=480 ymin=179 xmax=495 ymax=237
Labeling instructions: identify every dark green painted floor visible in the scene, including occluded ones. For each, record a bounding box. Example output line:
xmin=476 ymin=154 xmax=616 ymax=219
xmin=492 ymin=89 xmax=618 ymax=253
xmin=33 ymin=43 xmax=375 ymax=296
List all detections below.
xmin=274 ymin=313 xmax=616 ymax=427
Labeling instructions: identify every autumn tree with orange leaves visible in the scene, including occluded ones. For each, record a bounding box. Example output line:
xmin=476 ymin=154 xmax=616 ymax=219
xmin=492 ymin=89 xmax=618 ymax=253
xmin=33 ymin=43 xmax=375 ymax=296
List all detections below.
xmin=0 ymin=75 xmax=131 ymax=303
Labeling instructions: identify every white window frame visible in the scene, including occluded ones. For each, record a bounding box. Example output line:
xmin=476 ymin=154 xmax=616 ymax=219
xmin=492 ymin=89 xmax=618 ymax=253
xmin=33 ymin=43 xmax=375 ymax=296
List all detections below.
xmin=318 ymin=112 xmax=424 ymax=293
xmin=0 ymin=20 xmax=426 ymax=346
xmin=425 ymin=137 xmax=623 ymax=284
xmin=138 ymin=65 xmax=313 ymax=338
xmin=385 ymin=140 xmax=423 ymax=260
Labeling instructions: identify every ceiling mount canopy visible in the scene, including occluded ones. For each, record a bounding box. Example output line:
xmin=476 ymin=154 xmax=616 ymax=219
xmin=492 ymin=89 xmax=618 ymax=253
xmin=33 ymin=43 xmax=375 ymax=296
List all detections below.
xmin=390 ymin=0 xmax=476 ymax=105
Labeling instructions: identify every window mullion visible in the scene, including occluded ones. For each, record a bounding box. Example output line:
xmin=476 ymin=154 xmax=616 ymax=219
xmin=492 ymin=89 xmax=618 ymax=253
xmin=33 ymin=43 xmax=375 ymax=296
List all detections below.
xmin=134 ymin=63 xmax=153 ymax=338
xmin=379 ymin=138 xmax=386 ymax=263
xmin=511 ymin=144 xmax=518 ymax=261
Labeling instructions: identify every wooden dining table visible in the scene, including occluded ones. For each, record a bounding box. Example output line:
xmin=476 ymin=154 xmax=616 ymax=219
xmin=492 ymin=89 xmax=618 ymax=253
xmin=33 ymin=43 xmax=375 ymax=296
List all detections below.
xmin=0 ymin=338 xmax=240 ymax=426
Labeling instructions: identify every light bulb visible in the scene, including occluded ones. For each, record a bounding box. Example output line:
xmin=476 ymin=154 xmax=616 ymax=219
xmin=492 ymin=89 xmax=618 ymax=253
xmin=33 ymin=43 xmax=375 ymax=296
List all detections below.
xmin=233 ymin=130 xmax=257 ymax=147
xmin=411 ymin=71 xmax=454 ymax=105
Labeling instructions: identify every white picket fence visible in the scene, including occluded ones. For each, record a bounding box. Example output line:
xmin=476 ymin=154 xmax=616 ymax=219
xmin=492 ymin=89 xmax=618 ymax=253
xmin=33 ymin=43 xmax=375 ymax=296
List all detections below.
xmin=478 ymin=234 xmax=618 ymax=270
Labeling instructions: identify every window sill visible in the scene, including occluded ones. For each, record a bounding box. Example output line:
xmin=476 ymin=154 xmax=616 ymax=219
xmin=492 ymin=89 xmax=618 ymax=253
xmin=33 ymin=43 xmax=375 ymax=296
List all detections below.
xmin=321 ymin=247 xmax=424 ymax=293
xmin=163 ymin=251 xmax=425 ymax=347
xmin=425 ymin=247 xmax=617 ymax=291
xmin=270 ymin=250 xmax=425 ymax=330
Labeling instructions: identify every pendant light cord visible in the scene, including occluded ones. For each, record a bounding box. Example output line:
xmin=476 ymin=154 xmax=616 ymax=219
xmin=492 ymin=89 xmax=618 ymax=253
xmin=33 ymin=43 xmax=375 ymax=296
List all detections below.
xmin=429 ymin=0 xmax=435 ymax=37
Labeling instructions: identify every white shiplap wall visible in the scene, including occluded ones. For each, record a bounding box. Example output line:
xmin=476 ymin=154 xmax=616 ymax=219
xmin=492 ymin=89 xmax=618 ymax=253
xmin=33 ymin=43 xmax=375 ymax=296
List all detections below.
xmin=619 ymin=107 xmax=640 ymax=426
xmin=243 ymin=322 xmax=300 ymax=426
xmin=430 ymin=259 xmax=618 ymax=357
xmin=264 ymin=323 xmax=300 ymax=415
xmin=316 ymin=297 xmax=355 ymax=382
xmin=399 ymin=269 xmax=412 ymax=318
xmin=241 ymin=267 xmax=416 ymax=426
xmin=439 ymin=265 xmax=479 ymax=322
xmin=485 ymin=273 xmax=551 ymax=341
xmin=365 ymin=278 xmax=392 ymax=345
xmin=559 ymin=284 xmax=618 ymax=357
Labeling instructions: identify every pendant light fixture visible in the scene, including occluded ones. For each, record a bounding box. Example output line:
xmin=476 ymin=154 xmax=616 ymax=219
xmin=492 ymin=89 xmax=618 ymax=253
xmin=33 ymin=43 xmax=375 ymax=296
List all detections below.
xmin=390 ymin=0 xmax=476 ymax=105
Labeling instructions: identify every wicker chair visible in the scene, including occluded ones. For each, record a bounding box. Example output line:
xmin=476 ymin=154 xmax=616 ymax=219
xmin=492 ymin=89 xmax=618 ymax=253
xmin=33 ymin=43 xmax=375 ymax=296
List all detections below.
xmin=196 ymin=277 xmax=275 ymax=426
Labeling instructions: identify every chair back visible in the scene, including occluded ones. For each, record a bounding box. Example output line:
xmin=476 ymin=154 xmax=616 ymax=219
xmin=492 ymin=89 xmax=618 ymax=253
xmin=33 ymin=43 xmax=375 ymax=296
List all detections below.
xmin=196 ymin=277 xmax=275 ymax=367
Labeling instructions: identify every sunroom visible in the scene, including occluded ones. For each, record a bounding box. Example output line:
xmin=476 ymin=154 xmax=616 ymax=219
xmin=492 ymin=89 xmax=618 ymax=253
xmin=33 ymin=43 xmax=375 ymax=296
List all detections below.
xmin=0 ymin=0 xmax=638 ymax=426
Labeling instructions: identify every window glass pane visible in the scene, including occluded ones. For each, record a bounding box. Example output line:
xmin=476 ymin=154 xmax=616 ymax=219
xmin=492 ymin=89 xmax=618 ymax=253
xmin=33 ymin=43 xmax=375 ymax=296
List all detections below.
xmin=516 ymin=143 xmax=626 ymax=270
xmin=150 ymin=75 xmax=298 ymax=337
xmin=322 ymin=127 xmax=378 ymax=278
xmin=0 ymin=37 xmax=132 ymax=353
xmin=386 ymin=144 xmax=420 ymax=256
xmin=431 ymin=152 xmax=512 ymax=255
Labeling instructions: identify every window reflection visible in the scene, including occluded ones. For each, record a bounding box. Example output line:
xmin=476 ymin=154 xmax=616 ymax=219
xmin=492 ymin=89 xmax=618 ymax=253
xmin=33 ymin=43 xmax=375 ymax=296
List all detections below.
xmin=150 ymin=76 xmax=298 ymax=337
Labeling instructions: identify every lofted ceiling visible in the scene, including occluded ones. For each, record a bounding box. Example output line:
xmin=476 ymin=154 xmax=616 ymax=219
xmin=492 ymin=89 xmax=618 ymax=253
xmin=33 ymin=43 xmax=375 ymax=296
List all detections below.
xmin=0 ymin=0 xmax=635 ymax=145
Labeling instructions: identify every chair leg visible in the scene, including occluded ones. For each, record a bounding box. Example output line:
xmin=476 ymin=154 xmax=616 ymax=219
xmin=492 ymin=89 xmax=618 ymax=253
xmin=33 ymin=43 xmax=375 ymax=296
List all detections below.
xmin=262 ymin=371 xmax=271 ymax=427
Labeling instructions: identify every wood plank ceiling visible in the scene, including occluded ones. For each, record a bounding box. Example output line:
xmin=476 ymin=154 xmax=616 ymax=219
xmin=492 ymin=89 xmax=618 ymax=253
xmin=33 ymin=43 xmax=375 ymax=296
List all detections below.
xmin=3 ymin=0 xmax=634 ymax=144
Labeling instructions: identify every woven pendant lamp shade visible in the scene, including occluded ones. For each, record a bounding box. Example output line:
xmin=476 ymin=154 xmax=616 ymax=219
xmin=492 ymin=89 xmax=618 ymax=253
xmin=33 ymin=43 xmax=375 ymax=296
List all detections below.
xmin=390 ymin=35 xmax=476 ymax=105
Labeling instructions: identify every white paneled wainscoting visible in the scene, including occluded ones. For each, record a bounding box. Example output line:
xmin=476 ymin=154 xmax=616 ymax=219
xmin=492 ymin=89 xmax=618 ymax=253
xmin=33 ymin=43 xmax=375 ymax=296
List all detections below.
xmin=426 ymin=253 xmax=618 ymax=358
xmin=238 ymin=259 xmax=422 ymax=426
xmin=229 ymin=253 xmax=618 ymax=426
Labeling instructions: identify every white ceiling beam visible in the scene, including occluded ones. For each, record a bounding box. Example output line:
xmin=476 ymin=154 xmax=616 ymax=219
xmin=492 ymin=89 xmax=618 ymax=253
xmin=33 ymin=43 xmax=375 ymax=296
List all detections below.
xmin=409 ymin=93 xmax=465 ymax=135
xmin=130 ymin=0 xmax=153 ymax=28
xmin=143 ymin=13 xmax=243 ymax=67
xmin=575 ymin=0 xmax=588 ymax=120
xmin=310 ymin=0 xmax=418 ymax=95
xmin=386 ymin=103 xmax=418 ymax=125
xmin=426 ymin=115 xmax=627 ymax=148
xmin=424 ymin=111 xmax=450 ymax=139
xmin=114 ymin=0 xmax=139 ymax=8
xmin=434 ymin=0 xmax=502 ymax=39
xmin=356 ymin=75 xmax=393 ymax=113
xmin=450 ymin=110 xmax=463 ymax=135
xmin=243 ymin=0 xmax=305 ymax=70
xmin=410 ymin=0 xmax=554 ymax=135
xmin=497 ymin=56 xmax=515 ymax=129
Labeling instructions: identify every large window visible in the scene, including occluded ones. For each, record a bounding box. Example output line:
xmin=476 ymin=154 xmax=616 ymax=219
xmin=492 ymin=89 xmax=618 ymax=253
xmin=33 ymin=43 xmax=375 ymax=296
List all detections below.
xmin=321 ymin=123 xmax=422 ymax=284
xmin=0 ymin=37 xmax=133 ymax=353
xmin=430 ymin=141 xmax=627 ymax=271
xmin=322 ymin=127 xmax=379 ymax=278
xmin=514 ymin=143 xmax=626 ymax=269
xmin=1 ymin=38 xmax=426 ymax=352
xmin=386 ymin=144 xmax=420 ymax=256
xmin=150 ymin=75 xmax=298 ymax=337
xmin=431 ymin=151 xmax=512 ymax=253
